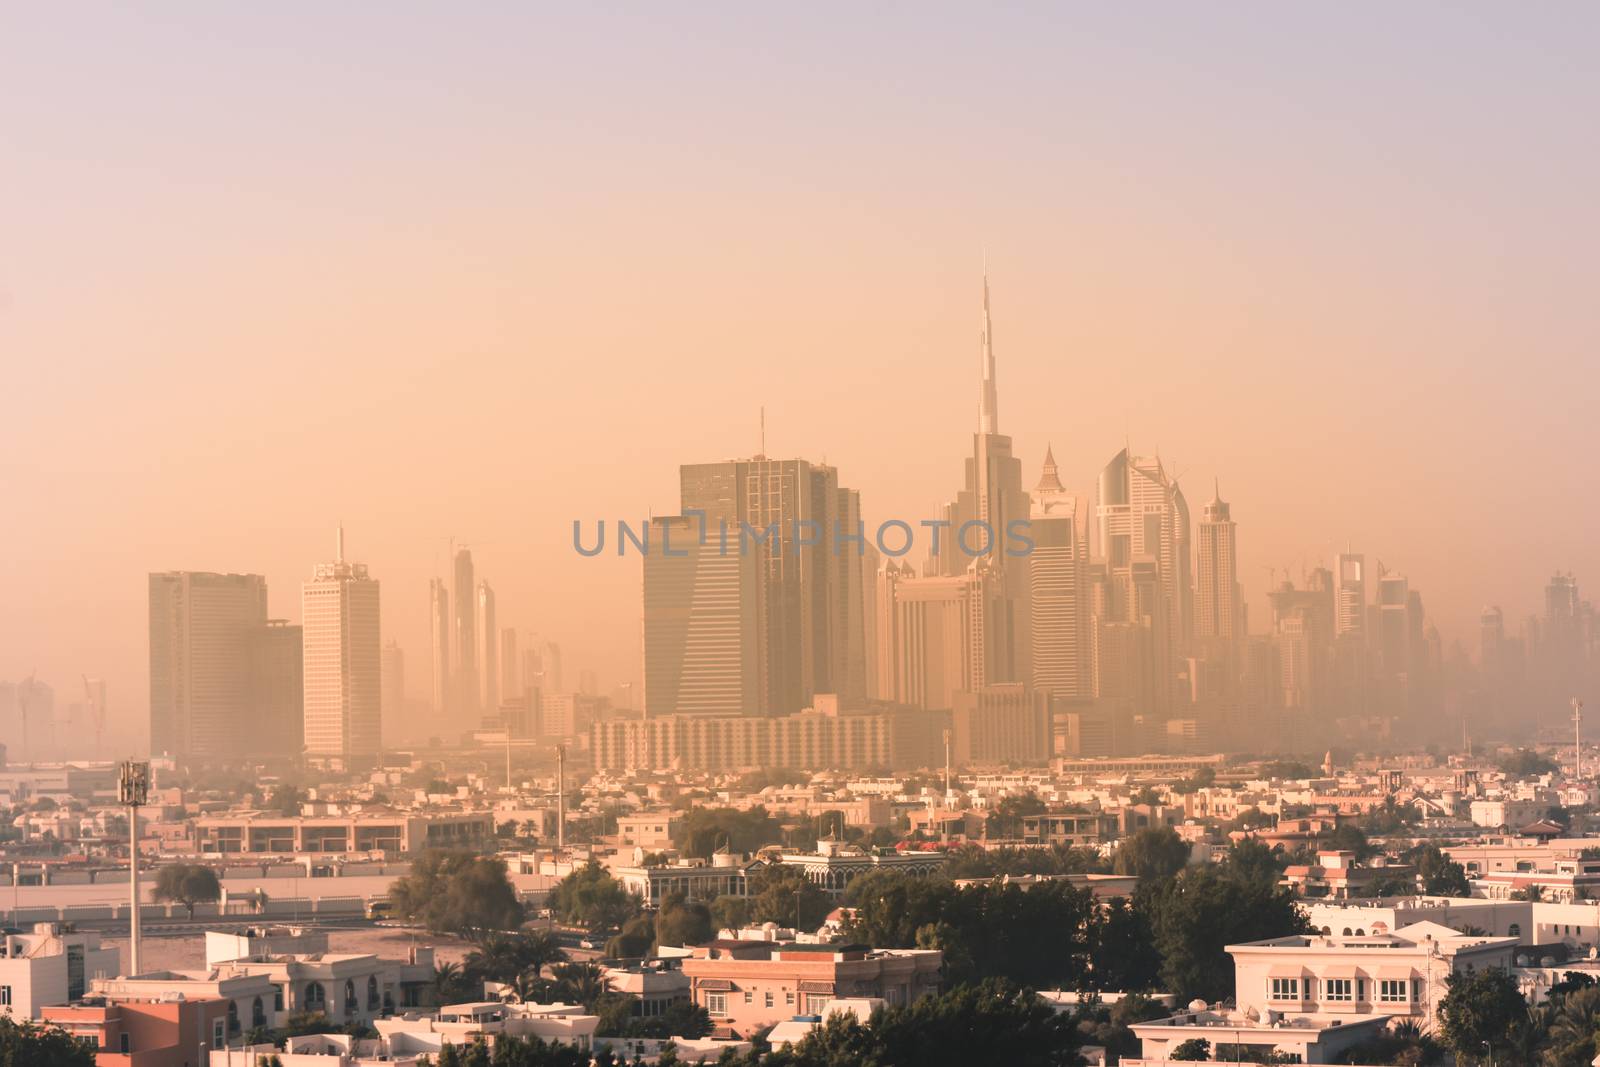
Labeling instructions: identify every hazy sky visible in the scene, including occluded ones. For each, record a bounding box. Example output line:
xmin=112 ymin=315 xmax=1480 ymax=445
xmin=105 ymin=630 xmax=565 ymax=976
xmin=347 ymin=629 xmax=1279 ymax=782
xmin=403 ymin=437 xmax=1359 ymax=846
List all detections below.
xmin=4 ymin=4 xmax=1598 ymax=744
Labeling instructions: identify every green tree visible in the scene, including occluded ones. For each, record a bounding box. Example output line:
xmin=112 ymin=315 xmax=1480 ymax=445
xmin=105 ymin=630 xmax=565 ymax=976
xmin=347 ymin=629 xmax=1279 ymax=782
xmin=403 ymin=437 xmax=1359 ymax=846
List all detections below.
xmin=654 ymin=893 xmax=714 ymax=948
xmin=462 ymin=930 xmax=565 ymax=985
xmin=1138 ymin=865 xmax=1309 ymax=1002
xmin=1221 ymin=838 xmax=1284 ymax=887
xmin=389 ymin=850 xmax=525 ymax=936
xmin=770 ymin=980 xmax=1081 ymax=1067
xmin=1497 ymin=748 xmax=1558 ymax=776
xmin=710 ymin=894 xmax=752 ymax=933
xmin=1113 ymin=827 xmax=1190 ymax=882
xmin=605 ymin=913 xmax=656 ymax=958
xmin=547 ymin=860 xmax=640 ymax=931
xmin=675 ymin=806 xmax=783 ymax=858
xmin=1170 ymin=1037 xmax=1211 ymax=1061
xmin=0 ymin=1017 xmax=96 ymax=1066
xmin=1436 ymin=968 xmax=1527 ymax=1065
xmin=747 ymin=865 xmax=833 ymax=929
xmin=151 ymin=863 xmax=222 ymax=919
xmin=987 ymin=792 xmax=1048 ymax=837
xmin=1412 ymin=844 xmax=1471 ymax=897
xmin=1544 ymin=984 xmax=1600 ymax=1067
xmin=1085 ymin=897 xmax=1161 ymax=992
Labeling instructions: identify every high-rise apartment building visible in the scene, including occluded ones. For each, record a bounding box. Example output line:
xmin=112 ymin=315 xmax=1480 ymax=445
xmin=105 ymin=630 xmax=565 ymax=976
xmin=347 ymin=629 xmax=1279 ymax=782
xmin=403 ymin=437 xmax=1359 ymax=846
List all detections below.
xmin=643 ymin=513 xmax=762 ymax=717
xmin=429 ymin=578 xmax=450 ymax=717
xmin=477 ymin=580 xmax=498 ymax=714
xmin=452 ymin=548 xmax=477 ymax=718
xmin=249 ymin=619 xmax=304 ymax=756
xmin=380 ymin=640 xmax=405 ymax=743
xmin=302 ymin=529 xmax=381 ymax=763
xmin=676 ymin=455 xmax=864 ymax=714
xmin=500 ymin=628 xmax=520 ymax=699
xmin=874 ymin=561 xmax=993 ymax=711
xmin=148 ymin=571 xmax=269 ymax=758
xmin=1029 ymin=448 xmax=1090 ymax=699
xmin=1094 ymin=448 xmax=1190 ymax=715
xmin=1194 ymin=483 xmax=1242 ymax=645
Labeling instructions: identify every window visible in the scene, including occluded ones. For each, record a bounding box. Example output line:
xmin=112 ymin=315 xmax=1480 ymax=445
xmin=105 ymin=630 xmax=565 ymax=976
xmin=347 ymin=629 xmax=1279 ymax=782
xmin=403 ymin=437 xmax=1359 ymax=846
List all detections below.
xmin=0 ymin=986 xmax=9 ymax=1007
xmin=785 ymin=992 xmax=795 ymax=1004
xmin=1509 ymin=924 xmax=1521 ymax=937
xmin=764 ymin=992 xmax=774 ymax=1008
xmin=119 ymin=1034 xmax=130 ymax=1054
xmin=367 ymin=976 xmax=380 ymax=1011
xmin=305 ymin=982 xmax=326 ymax=1011
xmin=211 ymin=1020 xmax=225 ymax=1050
xmin=1269 ymin=978 xmax=1300 ymax=1001
xmin=1324 ymin=978 xmax=1353 ymax=1002
xmin=1379 ymin=980 xmax=1408 ymax=1003
xmin=253 ymin=997 xmax=267 ymax=1028
xmin=227 ymin=1000 xmax=240 ymax=1035
xmin=705 ymin=993 xmax=727 ymax=1017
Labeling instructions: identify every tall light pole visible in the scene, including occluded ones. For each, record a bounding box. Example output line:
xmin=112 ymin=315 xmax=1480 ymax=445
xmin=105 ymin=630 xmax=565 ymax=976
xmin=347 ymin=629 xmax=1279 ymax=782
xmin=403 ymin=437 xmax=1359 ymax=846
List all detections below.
xmin=118 ymin=760 xmax=150 ymax=976
xmin=1575 ymin=699 xmax=1585 ymax=783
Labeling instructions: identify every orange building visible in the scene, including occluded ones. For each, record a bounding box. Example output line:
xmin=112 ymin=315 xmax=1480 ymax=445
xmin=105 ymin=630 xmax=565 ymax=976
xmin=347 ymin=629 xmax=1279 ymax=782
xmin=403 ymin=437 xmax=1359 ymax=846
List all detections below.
xmin=41 ymin=996 xmax=231 ymax=1067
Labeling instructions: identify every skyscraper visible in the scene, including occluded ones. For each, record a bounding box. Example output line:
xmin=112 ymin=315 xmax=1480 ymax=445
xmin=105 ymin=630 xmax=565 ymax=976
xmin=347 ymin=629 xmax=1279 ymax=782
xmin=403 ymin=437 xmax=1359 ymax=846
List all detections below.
xmin=1332 ymin=551 xmax=1370 ymax=715
xmin=250 ymin=619 xmax=304 ymax=757
xmin=677 ymin=455 xmax=864 ymax=714
xmin=1094 ymin=448 xmax=1191 ymax=715
xmin=429 ymin=578 xmax=450 ymax=717
xmin=381 ymin=640 xmax=405 ymax=743
xmin=874 ymin=561 xmax=993 ymax=711
xmin=931 ymin=272 xmax=1029 ymax=686
xmin=477 ymin=580 xmax=498 ymax=715
xmin=500 ymin=628 xmax=520 ymax=699
xmin=1194 ymin=482 xmax=1242 ymax=644
xmin=643 ymin=513 xmax=762 ymax=716
xmin=148 ymin=571 xmax=269 ymax=758
xmin=1029 ymin=447 xmax=1090 ymax=699
xmin=453 ymin=547 xmax=477 ymax=718
xmin=302 ymin=528 xmax=381 ymax=763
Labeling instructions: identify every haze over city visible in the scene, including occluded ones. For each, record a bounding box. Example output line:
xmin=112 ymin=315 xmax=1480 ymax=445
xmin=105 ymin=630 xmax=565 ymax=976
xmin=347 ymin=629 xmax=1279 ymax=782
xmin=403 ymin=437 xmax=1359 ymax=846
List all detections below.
xmin=4 ymin=3 xmax=1599 ymax=750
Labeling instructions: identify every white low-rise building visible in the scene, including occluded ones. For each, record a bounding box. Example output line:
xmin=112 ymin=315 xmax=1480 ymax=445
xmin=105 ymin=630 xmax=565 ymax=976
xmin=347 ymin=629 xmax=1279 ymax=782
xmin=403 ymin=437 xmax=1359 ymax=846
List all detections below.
xmin=0 ymin=922 xmax=119 ymax=1020
xmin=1132 ymin=922 xmax=1519 ymax=1064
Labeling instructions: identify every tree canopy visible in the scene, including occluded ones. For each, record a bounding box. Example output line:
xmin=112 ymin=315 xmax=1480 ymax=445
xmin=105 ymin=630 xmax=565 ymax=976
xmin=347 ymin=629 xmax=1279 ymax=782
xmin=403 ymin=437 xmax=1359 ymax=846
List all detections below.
xmin=0 ymin=1017 xmax=97 ymax=1067
xmin=547 ymin=860 xmax=640 ymax=931
xmin=151 ymin=863 xmax=221 ymax=919
xmin=389 ymin=849 xmax=525 ymax=935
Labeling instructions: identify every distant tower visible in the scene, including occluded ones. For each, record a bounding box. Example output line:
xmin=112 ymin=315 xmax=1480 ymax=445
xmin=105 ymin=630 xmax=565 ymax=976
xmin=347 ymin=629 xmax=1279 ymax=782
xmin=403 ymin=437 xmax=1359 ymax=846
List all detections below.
xmin=477 ymin=580 xmax=498 ymax=715
xmin=1029 ymin=446 xmax=1090 ymax=698
xmin=1195 ymin=481 xmax=1242 ymax=643
xmin=929 ymin=269 xmax=1029 ymax=686
xmin=453 ymin=548 xmax=478 ymax=717
xmin=1095 ymin=448 xmax=1191 ymax=714
xmin=148 ymin=571 xmax=269 ymax=758
xmin=429 ymin=579 xmax=451 ymax=717
xmin=381 ymin=641 xmax=406 ymax=743
xmin=302 ymin=527 xmax=382 ymax=763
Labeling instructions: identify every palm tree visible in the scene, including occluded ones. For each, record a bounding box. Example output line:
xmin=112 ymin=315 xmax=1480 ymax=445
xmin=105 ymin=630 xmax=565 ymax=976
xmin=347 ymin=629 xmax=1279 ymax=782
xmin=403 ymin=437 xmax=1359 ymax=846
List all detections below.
xmin=550 ymin=961 xmax=608 ymax=1008
xmin=1506 ymin=1003 xmax=1550 ymax=1066
xmin=430 ymin=962 xmax=470 ymax=1006
xmin=1544 ymin=985 xmax=1600 ymax=1066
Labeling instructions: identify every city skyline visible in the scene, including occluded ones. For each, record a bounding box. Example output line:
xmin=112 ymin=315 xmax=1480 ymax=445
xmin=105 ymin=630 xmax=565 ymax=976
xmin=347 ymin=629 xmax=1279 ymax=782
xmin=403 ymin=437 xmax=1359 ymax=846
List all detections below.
xmin=5 ymin=5 xmax=1600 ymax=746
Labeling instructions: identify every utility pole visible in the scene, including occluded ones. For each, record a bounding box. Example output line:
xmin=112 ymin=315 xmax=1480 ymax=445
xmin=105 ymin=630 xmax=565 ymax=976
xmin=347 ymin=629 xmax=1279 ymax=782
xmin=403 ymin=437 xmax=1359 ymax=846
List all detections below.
xmin=118 ymin=760 xmax=150 ymax=976
xmin=1575 ymin=699 xmax=1585 ymax=782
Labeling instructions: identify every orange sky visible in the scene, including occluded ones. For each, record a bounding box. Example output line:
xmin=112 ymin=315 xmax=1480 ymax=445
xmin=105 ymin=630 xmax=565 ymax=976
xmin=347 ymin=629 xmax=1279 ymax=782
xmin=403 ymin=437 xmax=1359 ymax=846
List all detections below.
xmin=3 ymin=5 xmax=1597 ymax=745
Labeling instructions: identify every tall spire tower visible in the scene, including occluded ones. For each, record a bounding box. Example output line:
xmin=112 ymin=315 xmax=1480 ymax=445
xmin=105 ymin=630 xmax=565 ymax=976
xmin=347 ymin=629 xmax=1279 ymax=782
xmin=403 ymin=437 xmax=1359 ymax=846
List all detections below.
xmin=930 ymin=265 xmax=1030 ymax=687
xmin=979 ymin=269 xmax=999 ymax=435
